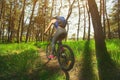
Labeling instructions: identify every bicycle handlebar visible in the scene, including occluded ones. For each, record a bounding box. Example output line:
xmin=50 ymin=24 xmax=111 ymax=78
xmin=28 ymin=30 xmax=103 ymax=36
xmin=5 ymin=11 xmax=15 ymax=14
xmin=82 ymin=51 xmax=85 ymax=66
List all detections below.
xmin=44 ymin=33 xmax=48 ymax=36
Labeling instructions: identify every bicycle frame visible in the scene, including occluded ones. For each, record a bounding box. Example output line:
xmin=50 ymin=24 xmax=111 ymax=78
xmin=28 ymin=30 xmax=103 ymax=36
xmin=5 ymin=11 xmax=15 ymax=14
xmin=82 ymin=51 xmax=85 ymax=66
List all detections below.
xmin=47 ymin=36 xmax=63 ymax=57
xmin=45 ymin=34 xmax=75 ymax=71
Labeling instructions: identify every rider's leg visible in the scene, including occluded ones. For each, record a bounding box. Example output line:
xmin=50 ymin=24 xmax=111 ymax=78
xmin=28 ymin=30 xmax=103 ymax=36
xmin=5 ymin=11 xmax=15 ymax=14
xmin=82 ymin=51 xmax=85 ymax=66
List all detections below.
xmin=51 ymin=27 xmax=67 ymax=54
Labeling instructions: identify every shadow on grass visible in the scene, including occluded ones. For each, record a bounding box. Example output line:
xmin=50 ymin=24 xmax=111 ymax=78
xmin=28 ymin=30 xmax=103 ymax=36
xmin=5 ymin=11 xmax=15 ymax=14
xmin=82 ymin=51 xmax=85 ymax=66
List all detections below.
xmin=0 ymin=46 xmax=70 ymax=80
xmin=96 ymin=48 xmax=120 ymax=80
xmin=78 ymin=41 xmax=97 ymax=80
xmin=28 ymin=64 xmax=61 ymax=80
xmin=0 ymin=49 xmax=39 ymax=80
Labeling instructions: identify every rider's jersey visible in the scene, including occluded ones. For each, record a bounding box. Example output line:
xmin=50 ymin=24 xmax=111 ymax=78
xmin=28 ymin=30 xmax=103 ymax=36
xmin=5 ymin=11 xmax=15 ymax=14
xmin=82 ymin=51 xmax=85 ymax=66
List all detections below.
xmin=53 ymin=16 xmax=66 ymax=29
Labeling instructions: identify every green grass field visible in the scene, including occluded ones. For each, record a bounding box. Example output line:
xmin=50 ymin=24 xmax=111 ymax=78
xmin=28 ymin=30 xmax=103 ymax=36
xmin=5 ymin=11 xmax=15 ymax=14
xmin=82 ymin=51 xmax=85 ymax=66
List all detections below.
xmin=0 ymin=39 xmax=120 ymax=80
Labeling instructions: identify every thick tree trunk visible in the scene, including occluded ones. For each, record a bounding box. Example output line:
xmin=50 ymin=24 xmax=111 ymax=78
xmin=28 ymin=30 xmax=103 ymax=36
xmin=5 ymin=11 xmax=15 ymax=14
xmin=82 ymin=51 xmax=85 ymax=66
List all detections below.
xmin=88 ymin=0 xmax=120 ymax=80
xmin=88 ymin=0 xmax=107 ymax=52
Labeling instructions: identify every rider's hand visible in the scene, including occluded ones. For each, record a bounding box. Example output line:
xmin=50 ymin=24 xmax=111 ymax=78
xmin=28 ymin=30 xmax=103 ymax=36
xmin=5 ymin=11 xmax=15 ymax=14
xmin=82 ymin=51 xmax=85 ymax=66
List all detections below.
xmin=44 ymin=32 xmax=47 ymax=36
xmin=44 ymin=31 xmax=46 ymax=34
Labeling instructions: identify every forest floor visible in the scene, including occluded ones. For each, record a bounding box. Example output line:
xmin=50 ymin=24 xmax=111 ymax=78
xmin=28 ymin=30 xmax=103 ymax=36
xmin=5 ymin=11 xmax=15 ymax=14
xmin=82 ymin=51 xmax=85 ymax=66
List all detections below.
xmin=37 ymin=48 xmax=80 ymax=80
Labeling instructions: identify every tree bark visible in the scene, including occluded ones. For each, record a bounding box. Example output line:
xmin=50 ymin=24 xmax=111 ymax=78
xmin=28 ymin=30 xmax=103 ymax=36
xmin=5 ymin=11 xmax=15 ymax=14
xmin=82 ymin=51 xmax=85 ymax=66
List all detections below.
xmin=66 ymin=0 xmax=76 ymax=40
xmin=50 ymin=0 xmax=54 ymax=18
xmin=20 ymin=0 xmax=26 ymax=42
xmin=25 ymin=0 xmax=37 ymax=42
xmin=66 ymin=0 xmax=76 ymax=21
xmin=77 ymin=0 xmax=81 ymax=41
xmin=105 ymin=0 xmax=111 ymax=39
xmin=8 ymin=1 xmax=12 ymax=42
xmin=0 ymin=0 xmax=5 ymax=42
xmin=103 ymin=0 xmax=106 ymax=38
xmin=83 ymin=3 xmax=86 ymax=40
xmin=88 ymin=0 xmax=120 ymax=79
xmin=86 ymin=2 xmax=91 ymax=41
xmin=88 ymin=0 xmax=106 ymax=51
xmin=118 ymin=0 xmax=120 ymax=39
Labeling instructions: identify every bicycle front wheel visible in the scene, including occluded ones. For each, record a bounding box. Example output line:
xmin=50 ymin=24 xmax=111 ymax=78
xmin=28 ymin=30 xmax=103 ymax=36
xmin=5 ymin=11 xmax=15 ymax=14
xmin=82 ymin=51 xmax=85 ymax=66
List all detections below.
xmin=58 ymin=45 xmax=75 ymax=71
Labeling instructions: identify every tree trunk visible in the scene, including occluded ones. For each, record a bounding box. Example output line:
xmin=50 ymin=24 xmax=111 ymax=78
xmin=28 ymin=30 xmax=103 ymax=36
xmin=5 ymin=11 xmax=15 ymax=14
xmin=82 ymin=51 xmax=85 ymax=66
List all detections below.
xmin=86 ymin=2 xmax=91 ymax=41
xmin=25 ymin=0 xmax=37 ymax=42
xmin=9 ymin=19 xmax=14 ymax=42
xmin=88 ymin=0 xmax=120 ymax=79
xmin=100 ymin=0 xmax=106 ymax=38
xmin=10 ymin=0 xmax=17 ymax=42
xmin=0 ymin=0 xmax=5 ymax=42
xmin=77 ymin=0 xmax=81 ymax=41
xmin=88 ymin=0 xmax=107 ymax=52
xmin=103 ymin=0 xmax=106 ymax=38
xmin=20 ymin=0 xmax=26 ymax=42
xmin=50 ymin=0 xmax=54 ymax=18
xmin=8 ymin=1 xmax=12 ymax=42
xmin=66 ymin=0 xmax=76 ymax=40
xmin=66 ymin=0 xmax=76 ymax=21
xmin=118 ymin=0 xmax=120 ymax=39
xmin=83 ymin=3 xmax=86 ymax=40
xmin=105 ymin=0 xmax=111 ymax=39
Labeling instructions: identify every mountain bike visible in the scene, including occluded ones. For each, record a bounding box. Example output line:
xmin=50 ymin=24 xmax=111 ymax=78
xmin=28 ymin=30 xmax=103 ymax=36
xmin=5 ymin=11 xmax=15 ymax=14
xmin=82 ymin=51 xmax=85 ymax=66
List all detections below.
xmin=45 ymin=33 xmax=75 ymax=71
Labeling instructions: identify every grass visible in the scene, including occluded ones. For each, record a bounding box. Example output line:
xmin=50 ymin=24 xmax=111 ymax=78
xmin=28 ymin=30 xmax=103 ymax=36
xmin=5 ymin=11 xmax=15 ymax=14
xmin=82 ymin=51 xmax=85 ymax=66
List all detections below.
xmin=106 ymin=39 xmax=120 ymax=66
xmin=0 ymin=42 xmax=37 ymax=55
xmin=0 ymin=42 xmax=66 ymax=80
xmin=0 ymin=42 xmax=39 ymax=80
xmin=63 ymin=40 xmax=95 ymax=59
xmin=0 ymin=39 xmax=120 ymax=80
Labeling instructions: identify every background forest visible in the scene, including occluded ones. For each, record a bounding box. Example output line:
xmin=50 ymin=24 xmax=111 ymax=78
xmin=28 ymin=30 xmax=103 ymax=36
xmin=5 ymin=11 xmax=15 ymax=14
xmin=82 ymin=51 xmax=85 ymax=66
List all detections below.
xmin=0 ymin=0 xmax=120 ymax=42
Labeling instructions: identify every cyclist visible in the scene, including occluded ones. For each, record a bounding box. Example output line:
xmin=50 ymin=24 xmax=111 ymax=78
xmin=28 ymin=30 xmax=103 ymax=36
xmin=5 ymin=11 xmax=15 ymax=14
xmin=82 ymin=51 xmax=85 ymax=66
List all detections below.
xmin=44 ymin=16 xmax=67 ymax=59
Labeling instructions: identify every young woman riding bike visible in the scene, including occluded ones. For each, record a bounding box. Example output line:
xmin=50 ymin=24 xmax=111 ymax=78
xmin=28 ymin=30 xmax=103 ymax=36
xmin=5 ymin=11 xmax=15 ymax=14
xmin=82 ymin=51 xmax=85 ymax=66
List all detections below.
xmin=44 ymin=16 xmax=67 ymax=59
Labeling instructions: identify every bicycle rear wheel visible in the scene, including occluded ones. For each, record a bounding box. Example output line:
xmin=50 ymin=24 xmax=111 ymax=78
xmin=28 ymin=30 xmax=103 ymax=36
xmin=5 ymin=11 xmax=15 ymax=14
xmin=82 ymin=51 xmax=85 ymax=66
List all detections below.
xmin=58 ymin=45 xmax=75 ymax=71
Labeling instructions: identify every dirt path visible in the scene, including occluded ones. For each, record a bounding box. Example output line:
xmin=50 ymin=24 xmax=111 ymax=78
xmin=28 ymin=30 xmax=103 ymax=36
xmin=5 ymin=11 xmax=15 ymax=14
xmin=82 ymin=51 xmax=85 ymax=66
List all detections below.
xmin=38 ymin=49 xmax=80 ymax=80
xmin=39 ymin=49 xmax=59 ymax=68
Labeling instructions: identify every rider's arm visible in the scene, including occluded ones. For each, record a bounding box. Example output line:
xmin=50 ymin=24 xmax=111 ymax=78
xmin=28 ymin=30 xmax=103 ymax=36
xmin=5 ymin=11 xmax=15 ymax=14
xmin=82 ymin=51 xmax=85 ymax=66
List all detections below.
xmin=44 ymin=19 xmax=57 ymax=33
